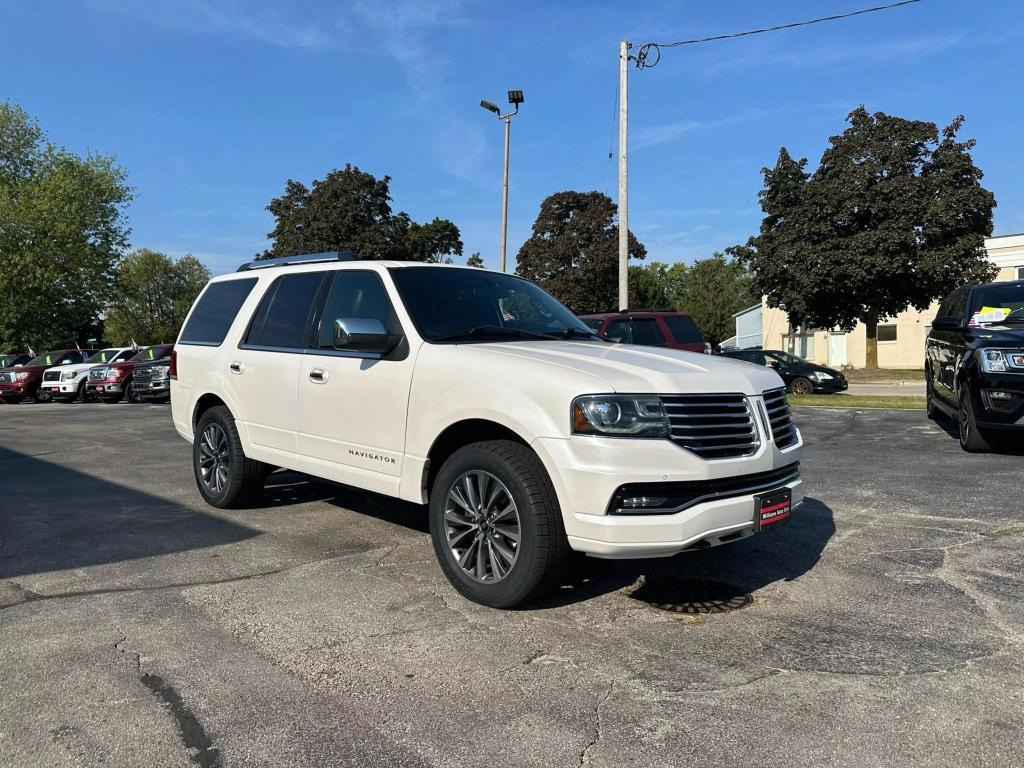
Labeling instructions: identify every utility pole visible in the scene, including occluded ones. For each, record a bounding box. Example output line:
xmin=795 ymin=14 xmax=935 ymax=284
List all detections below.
xmin=618 ymin=40 xmax=629 ymax=310
xmin=480 ymin=90 xmax=524 ymax=272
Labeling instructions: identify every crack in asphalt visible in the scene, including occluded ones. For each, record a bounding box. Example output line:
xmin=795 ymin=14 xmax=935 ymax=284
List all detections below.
xmin=580 ymin=680 xmax=615 ymax=767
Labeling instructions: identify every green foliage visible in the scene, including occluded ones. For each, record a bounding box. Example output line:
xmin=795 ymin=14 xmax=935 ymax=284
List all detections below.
xmin=466 ymin=251 xmax=484 ymax=268
xmin=260 ymin=164 xmax=462 ymax=262
xmin=736 ymin=107 xmax=996 ymax=365
xmin=515 ymin=191 xmax=646 ymax=313
xmin=628 ymin=261 xmax=686 ymax=308
xmin=673 ymin=253 xmax=757 ymax=346
xmin=0 ymin=101 xmax=131 ymax=349
xmin=104 ymin=249 xmax=211 ymax=344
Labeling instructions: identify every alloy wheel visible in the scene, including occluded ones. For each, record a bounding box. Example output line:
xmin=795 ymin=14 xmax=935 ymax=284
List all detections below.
xmin=444 ymin=470 xmax=521 ymax=583
xmin=198 ymin=423 xmax=230 ymax=494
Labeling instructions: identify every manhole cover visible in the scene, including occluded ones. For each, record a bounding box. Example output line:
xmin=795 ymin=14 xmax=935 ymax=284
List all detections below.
xmin=628 ymin=578 xmax=752 ymax=614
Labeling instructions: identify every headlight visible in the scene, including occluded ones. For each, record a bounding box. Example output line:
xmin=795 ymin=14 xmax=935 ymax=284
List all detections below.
xmin=572 ymin=395 xmax=670 ymax=437
xmin=151 ymin=366 xmax=169 ymax=379
xmin=110 ymin=368 xmax=124 ymax=379
xmin=979 ymin=349 xmax=1024 ymax=373
xmin=15 ymin=372 xmax=30 ymax=381
xmin=61 ymin=371 xmax=76 ymax=381
xmin=809 ymin=372 xmax=832 ymax=381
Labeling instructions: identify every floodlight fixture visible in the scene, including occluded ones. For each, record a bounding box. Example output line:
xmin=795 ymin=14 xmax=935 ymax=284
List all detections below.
xmin=507 ymin=90 xmax=524 ymax=106
xmin=480 ymin=99 xmax=501 ymax=115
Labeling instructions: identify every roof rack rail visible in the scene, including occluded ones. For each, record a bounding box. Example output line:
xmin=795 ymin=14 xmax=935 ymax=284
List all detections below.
xmin=587 ymin=307 xmax=676 ymax=315
xmin=236 ymin=251 xmax=360 ymax=272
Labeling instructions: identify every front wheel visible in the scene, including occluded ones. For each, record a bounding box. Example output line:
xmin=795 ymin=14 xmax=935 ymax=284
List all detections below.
xmin=429 ymin=440 xmax=570 ymax=608
xmin=958 ymin=388 xmax=994 ymax=453
xmin=925 ymin=372 xmax=940 ymax=421
xmin=193 ymin=406 xmax=269 ymax=508
xmin=788 ymin=377 xmax=813 ymax=396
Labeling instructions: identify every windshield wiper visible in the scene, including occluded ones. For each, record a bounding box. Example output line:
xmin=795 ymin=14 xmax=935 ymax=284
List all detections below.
xmin=431 ymin=325 xmax=554 ymax=343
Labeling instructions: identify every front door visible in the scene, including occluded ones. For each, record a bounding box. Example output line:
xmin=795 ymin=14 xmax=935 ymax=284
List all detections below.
xmin=828 ymin=334 xmax=847 ymax=367
xmin=296 ymin=270 xmax=415 ymax=496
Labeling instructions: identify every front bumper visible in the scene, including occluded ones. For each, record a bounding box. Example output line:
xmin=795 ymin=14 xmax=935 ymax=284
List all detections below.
xmin=534 ymin=428 xmax=803 ymax=559
xmin=0 ymin=383 xmax=26 ymax=397
xmin=975 ymin=372 xmax=1024 ymax=429
xmin=132 ymin=380 xmax=170 ymax=398
xmin=91 ymin=382 xmax=124 ymax=394
xmin=814 ymin=378 xmax=848 ymax=393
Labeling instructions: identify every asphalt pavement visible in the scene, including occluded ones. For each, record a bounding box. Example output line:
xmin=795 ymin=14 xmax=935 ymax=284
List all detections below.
xmin=1 ymin=402 xmax=1022 ymax=767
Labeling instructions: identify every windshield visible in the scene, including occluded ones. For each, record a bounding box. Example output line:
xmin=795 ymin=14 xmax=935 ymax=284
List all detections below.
xmin=768 ymin=351 xmax=807 ymax=365
xmin=130 ymin=345 xmax=169 ymax=362
xmin=86 ymin=349 xmax=120 ymax=364
xmin=25 ymin=351 xmax=60 ymax=367
xmin=389 ymin=267 xmax=596 ymax=343
xmin=970 ymin=284 xmax=1024 ymax=325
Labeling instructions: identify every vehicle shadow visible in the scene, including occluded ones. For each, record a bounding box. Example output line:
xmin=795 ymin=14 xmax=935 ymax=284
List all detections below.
xmin=0 ymin=446 xmax=259 ymax=580
xmin=930 ymin=411 xmax=1024 ymax=455
xmin=254 ymin=473 xmax=834 ymax=611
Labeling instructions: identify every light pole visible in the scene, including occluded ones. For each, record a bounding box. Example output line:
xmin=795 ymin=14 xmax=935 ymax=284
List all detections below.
xmin=480 ymin=90 xmax=523 ymax=272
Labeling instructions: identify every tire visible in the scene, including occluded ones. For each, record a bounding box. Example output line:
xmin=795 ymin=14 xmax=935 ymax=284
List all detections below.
xmin=429 ymin=440 xmax=571 ymax=608
xmin=125 ymin=380 xmax=138 ymax=403
xmin=788 ymin=377 xmax=813 ymax=396
xmin=958 ymin=388 xmax=994 ymax=453
xmin=193 ymin=405 xmax=269 ymax=508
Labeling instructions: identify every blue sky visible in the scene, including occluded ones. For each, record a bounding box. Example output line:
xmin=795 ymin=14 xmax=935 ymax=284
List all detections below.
xmin=2 ymin=0 xmax=1021 ymax=276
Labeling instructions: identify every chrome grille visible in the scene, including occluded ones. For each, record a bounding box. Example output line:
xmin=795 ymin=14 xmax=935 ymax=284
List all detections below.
xmin=661 ymin=394 xmax=759 ymax=459
xmin=134 ymin=366 xmax=154 ymax=381
xmin=0 ymin=372 xmax=12 ymax=384
xmin=43 ymin=370 xmax=61 ymax=382
xmin=763 ymin=388 xmax=798 ymax=448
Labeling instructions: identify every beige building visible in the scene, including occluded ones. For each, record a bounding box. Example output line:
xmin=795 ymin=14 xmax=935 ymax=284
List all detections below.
xmin=760 ymin=233 xmax=1024 ymax=369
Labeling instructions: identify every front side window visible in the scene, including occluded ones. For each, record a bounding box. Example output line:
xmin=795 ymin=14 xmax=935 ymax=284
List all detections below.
xmin=180 ymin=278 xmax=258 ymax=346
xmin=388 ymin=267 xmax=593 ymax=343
xmin=630 ymin=319 xmax=666 ymax=346
xmin=744 ymin=351 xmax=768 ymax=366
xmin=317 ymin=271 xmax=400 ymax=349
xmin=245 ymin=272 xmax=325 ymax=349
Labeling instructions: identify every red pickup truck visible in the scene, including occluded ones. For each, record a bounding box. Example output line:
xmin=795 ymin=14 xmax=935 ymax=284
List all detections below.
xmin=88 ymin=344 xmax=174 ymax=403
xmin=0 ymin=349 xmax=96 ymax=403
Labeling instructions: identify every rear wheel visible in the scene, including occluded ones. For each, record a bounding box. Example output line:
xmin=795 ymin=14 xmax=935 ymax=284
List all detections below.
xmin=193 ymin=406 xmax=269 ymax=508
xmin=429 ymin=440 xmax=570 ymax=608
xmin=788 ymin=377 xmax=813 ymax=396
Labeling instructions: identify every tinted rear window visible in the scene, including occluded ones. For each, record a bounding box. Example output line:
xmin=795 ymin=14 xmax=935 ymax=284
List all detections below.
xmin=245 ymin=272 xmax=324 ymax=349
xmin=179 ymin=278 xmax=257 ymax=346
xmin=663 ymin=316 xmax=703 ymax=344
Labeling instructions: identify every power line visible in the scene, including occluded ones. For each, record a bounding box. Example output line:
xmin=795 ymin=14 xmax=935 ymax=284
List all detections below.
xmin=634 ymin=0 xmax=924 ymax=69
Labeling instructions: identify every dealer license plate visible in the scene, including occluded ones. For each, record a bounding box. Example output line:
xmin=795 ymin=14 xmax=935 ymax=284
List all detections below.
xmin=754 ymin=488 xmax=791 ymax=531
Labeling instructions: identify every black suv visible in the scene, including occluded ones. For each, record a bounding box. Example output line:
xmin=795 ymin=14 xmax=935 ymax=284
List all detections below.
xmin=719 ymin=349 xmax=848 ymax=395
xmin=926 ymin=281 xmax=1024 ymax=452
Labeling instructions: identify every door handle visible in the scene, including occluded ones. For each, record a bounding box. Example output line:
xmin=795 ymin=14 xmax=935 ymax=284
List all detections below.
xmin=309 ymin=368 xmax=328 ymax=383
xmin=229 ymin=361 xmax=244 ymax=374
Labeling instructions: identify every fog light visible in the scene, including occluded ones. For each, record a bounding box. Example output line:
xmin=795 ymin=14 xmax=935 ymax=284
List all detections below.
xmin=620 ymin=496 xmax=669 ymax=509
xmin=990 ymin=390 xmax=1014 ymax=401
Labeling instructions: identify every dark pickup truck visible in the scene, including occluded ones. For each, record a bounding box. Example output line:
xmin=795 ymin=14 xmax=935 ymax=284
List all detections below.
xmin=88 ymin=344 xmax=174 ymax=403
xmin=926 ymin=280 xmax=1024 ymax=452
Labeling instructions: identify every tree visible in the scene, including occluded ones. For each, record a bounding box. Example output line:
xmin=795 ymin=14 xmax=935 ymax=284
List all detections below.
xmin=516 ymin=191 xmax=646 ymax=312
xmin=736 ymin=107 xmax=996 ymax=367
xmin=673 ymin=253 xmax=757 ymax=346
xmin=260 ymin=164 xmax=462 ymax=262
xmin=628 ymin=261 xmax=686 ymax=308
xmin=104 ymin=249 xmax=211 ymax=344
xmin=0 ymin=101 xmax=131 ymax=350
xmin=466 ymin=252 xmax=484 ymax=268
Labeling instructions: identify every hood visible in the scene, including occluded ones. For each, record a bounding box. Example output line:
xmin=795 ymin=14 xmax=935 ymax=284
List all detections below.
xmin=971 ymin=326 xmax=1024 ymax=346
xmin=467 ymin=340 xmax=785 ymax=396
xmin=43 ymin=362 xmax=96 ymax=376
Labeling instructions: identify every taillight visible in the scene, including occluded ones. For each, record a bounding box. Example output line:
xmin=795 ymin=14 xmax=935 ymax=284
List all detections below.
xmin=168 ymin=349 xmax=177 ymax=379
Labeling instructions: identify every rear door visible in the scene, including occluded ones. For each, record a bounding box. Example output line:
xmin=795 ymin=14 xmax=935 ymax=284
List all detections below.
xmin=229 ymin=271 xmax=326 ymax=458
xmin=296 ymin=269 xmax=414 ymax=495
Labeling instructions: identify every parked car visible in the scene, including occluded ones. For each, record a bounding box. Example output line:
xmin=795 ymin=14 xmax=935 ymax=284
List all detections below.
xmin=926 ymin=280 xmax=1024 ymax=452
xmin=0 ymin=353 xmax=31 ymax=369
xmin=578 ymin=309 xmax=708 ymax=353
xmin=89 ymin=344 xmax=174 ymax=403
xmin=0 ymin=348 xmax=96 ymax=403
xmin=172 ymin=253 xmax=802 ymax=608
xmin=41 ymin=347 xmax=134 ymax=403
xmin=719 ymin=349 xmax=848 ymax=395
xmin=130 ymin=359 xmax=172 ymax=402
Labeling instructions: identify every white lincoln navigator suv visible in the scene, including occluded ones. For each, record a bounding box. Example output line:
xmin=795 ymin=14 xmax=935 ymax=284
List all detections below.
xmin=171 ymin=252 xmax=802 ymax=607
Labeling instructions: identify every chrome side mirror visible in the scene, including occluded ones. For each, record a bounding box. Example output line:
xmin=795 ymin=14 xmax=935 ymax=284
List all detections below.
xmin=332 ymin=318 xmax=401 ymax=354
